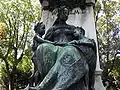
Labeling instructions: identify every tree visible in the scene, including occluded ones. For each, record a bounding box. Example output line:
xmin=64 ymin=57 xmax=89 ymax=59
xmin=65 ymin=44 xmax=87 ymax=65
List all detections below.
xmin=95 ymin=0 xmax=120 ymax=89
xmin=0 ymin=0 xmax=41 ymax=89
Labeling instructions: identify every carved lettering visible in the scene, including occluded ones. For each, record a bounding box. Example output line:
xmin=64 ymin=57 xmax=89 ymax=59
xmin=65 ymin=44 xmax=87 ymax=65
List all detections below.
xmin=70 ymin=10 xmax=82 ymax=15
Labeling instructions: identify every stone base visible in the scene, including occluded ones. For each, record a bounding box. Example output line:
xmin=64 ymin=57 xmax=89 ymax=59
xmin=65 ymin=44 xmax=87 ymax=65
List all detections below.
xmin=95 ymin=69 xmax=106 ymax=90
xmin=95 ymin=75 xmax=106 ymax=90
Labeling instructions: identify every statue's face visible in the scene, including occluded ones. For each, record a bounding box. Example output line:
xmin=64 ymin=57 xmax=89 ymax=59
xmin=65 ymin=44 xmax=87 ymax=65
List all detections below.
xmin=59 ymin=7 xmax=69 ymax=21
xmin=74 ymin=27 xmax=84 ymax=39
xmin=74 ymin=28 xmax=80 ymax=38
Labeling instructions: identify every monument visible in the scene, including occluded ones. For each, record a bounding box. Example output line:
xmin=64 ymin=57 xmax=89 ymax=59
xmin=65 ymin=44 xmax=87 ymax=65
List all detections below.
xmin=25 ymin=0 xmax=105 ymax=90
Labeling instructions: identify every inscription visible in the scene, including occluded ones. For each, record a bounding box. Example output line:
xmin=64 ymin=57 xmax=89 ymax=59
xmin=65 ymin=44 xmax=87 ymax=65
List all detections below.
xmin=70 ymin=10 xmax=81 ymax=14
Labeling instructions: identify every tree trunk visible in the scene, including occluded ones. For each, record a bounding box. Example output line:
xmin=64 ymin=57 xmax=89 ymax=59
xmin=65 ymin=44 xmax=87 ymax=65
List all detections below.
xmin=8 ymin=78 xmax=14 ymax=90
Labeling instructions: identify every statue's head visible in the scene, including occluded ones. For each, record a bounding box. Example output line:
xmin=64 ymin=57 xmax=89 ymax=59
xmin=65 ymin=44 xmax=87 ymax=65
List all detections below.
xmin=74 ymin=27 xmax=85 ymax=39
xmin=79 ymin=27 xmax=85 ymax=36
xmin=34 ymin=22 xmax=45 ymax=36
xmin=57 ymin=6 xmax=69 ymax=21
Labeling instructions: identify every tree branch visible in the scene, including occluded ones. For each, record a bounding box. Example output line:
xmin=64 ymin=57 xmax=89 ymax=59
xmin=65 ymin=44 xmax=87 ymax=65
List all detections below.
xmin=17 ymin=29 xmax=29 ymax=64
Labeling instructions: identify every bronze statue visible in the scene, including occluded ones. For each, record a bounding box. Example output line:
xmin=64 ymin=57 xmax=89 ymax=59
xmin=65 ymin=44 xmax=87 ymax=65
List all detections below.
xmin=25 ymin=6 xmax=97 ymax=90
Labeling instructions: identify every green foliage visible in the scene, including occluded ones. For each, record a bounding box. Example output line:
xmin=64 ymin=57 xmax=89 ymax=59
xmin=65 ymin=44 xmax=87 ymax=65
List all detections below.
xmin=0 ymin=0 xmax=41 ymax=89
xmin=17 ymin=53 xmax=32 ymax=72
xmin=96 ymin=0 xmax=120 ymax=90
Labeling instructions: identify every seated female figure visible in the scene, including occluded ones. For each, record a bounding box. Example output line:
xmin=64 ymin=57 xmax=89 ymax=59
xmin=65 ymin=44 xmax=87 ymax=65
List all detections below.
xmin=29 ymin=6 xmax=96 ymax=90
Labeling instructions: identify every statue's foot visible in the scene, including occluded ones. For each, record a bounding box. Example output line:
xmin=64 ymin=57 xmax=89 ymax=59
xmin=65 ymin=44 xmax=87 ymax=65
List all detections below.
xmin=29 ymin=86 xmax=39 ymax=90
xmin=24 ymin=84 xmax=40 ymax=90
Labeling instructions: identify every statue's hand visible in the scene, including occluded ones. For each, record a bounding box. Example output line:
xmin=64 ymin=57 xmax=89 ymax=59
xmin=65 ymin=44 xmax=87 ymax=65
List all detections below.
xmin=68 ymin=40 xmax=78 ymax=44
xmin=34 ymin=35 xmax=44 ymax=43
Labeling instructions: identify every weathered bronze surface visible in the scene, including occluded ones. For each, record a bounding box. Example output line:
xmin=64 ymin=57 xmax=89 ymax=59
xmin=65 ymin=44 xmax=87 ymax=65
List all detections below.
xmin=25 ymin=6 xmax=97 ymax=90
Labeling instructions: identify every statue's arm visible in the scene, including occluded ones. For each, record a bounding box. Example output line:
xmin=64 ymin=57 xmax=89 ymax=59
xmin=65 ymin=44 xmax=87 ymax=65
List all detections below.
xmin=44 ymin=27 xmax=54 ymax=42
xmin=35 ymin=35 xmax=55 ymax=44
xmin=68 ymin=38 xmax=95 ymax=47
xmin=35 ymin=34 xmax=68 ymax=46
